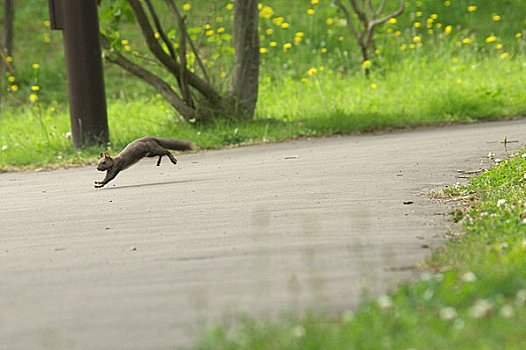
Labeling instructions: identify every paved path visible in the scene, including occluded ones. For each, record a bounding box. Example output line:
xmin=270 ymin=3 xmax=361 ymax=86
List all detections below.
xmin=1 ymin=120 xmax=525 ymax=349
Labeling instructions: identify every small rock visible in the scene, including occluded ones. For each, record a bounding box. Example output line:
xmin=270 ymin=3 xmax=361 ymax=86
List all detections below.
xmin=403 ymin=201 xmax=414 ymax=205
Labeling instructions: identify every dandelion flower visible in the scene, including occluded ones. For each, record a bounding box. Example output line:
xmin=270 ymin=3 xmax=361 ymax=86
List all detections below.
xmin=462 ymin=38 xmax=473 ymax=45
xmin=414 ymin=22 xmax=421 ymax=28
xmin=444 ymin=25 xmax=453 ymax=34
xmin=154 ymin=32 xmax=161 ymax=39
xmin=326 ymin=17 xmax=335 ymax=25
xmin=413 ymin=36 xmax=422 ymax=43
xmin=467 ymin=5 xmax=477 ymax=12
xmin=388 ymin=18 xmax=397 ymax=24
xmin=226 ymin=3 xmax=234 ymax=11
xmin=491 ymin=13 xmax=501 ymax=21
xmin=444 ymin=0 xmax=451 ymax=6
xmin=281 ymin=22 xmax=289 ymax=29
xmin=205 ymin=29 xmax=214 ymax=37
xmin=10 ymin=84 xmax=18 ymax=92
xmin=7 ymin=75 xmax=15 ymax=83
xmin=306 ymin=8 xmax=315 ymax=15
xmin=310 ymin=0 xmax=319 ymax=4
xmin=29 ymin=94 xmax=39 ymax=103
xmin=370 ymin=83 xmax=378 ymax=90
xmin=440 ymin=307 xmax=457 ymax=321
xmin=216 ymin=27 xmax=225 ymax=34
xmin=270 ymin=41 xmax=277 ymax=47
xmin=31 ymin=85 xmax=40 ymax=92
xmin=320 ymin=47 xmax=327 ymax=53
xmin=515 ymin=32 xmax=523 ymax=39
xmin=485 ymin=35 xmax=497 ymax=43
xmin=500 ymin=52 xmax=509 ymax=60
xmin=259 ymin=47 xmax=268 ymax=54
xmin=32 ymin=63 xmax=40 ymax=70
xmin=307 ymin=67 xmax=317 ymax=76
xmin=182 ymin=3 xmax=191 ymax=11
xmin=283 ymin=42 xmax=292 ymax=50
xmin=265 ymin=28 xmax=273 ymax=35
xmin=361 ymin=60 xmax=372 ymax=69
xmin=6 ymin=56 xmax=14 ymax=63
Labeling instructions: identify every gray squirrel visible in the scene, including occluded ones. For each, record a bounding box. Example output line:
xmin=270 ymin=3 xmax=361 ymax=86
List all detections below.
xmin=95 ymin=136 xmax=192 ymax=188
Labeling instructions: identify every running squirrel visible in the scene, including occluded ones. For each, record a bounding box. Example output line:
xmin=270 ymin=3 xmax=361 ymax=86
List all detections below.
xmin=95 ymin=136 xmax=192 ymax=188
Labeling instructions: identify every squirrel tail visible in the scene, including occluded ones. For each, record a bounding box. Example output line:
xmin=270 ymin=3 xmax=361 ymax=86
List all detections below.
xmin=155 ymin=137 xmax=193 ymax=151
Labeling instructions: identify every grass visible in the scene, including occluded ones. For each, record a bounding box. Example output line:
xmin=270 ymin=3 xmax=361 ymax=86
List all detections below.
xmin=195 ymin=151 xmax=526 ymax=349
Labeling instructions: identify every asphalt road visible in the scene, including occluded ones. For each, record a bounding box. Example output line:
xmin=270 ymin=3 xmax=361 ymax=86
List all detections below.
xmin=1 ymin=120 xmax=525 ymax=349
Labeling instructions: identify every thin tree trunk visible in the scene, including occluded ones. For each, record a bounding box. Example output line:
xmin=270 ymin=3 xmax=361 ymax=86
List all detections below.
xmin=231 ymin=0 xmax=259 ymax=119
xmin=3 ymin=0 xmax=14 ymax=56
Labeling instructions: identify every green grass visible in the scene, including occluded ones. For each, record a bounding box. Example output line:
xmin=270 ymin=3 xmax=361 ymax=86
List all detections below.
xmin=2 ymin=52 xmax=525 ymax=170
xmin=195 ymin=151 xmax=526 ymax=349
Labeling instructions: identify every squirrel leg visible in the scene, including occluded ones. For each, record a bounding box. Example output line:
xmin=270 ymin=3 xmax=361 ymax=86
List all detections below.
xmin=156 ymin=156 xmax=162 ymax=166
xmin=166 ymin=152 xmax=178 ymax=165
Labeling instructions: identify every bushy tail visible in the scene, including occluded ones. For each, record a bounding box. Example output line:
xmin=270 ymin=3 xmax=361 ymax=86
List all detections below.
xmin=154 ymin=137 xmax=193 ymax=151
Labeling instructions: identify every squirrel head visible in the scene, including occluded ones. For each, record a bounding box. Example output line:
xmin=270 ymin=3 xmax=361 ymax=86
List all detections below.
xmin=96 ymin=152 xmax=114 ymax=171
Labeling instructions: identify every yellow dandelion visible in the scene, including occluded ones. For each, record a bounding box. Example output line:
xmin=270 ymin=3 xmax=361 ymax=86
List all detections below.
xmin=496 ymin=43 xmax=503 ymax=50
xmin=294 ymin=36 xmax=302 ymax=44
xmin=259 ymin=47 xmax=268 ymax=54
xmin=310 ymin=0 xmax=319 ymax=4
xmin=413 ymin=36 xmax=422 ymax=43
xmin=414 ymin=22 xmax=421 ymax=28
xmin=444 ymin=25 xmax=453 ymax=35
xmin=394 ymin=30 xmax=401 ymax=36
xmin=272 ymin=17 xmax=284 ymax=26
xmin=386 ymin=28 xmax=393 ymax=34
xmin=121 ymin=39 xmax=129 ymax=46
xmin=226 ymin=3 xmax=234 ymax=11
xmin=260 ymin=5 xmax=273 ymax=19
xmin=431 ymin=14 xmax=439 ymax=20
xmin=306 ymin=8 xmax=315 ymax=15
xmin=321 ymin=47 xmax=328 ymax=53
xmin=266 ymin=28 xmax=273 ymax=35
xmin=301 ymin=78 xmax=309 ymax=84
xmin=370 ymin=83 xmax=378 ymax=90
xmin=361 ymin=60 xmax=372 ymax=69
xmin=220 ymin=71 xmax=227 ymax=79
xmin=10 ymin=84 xmax=18 ymax=92
xmin=500 ymin=52 xmax=509 ymax=60
xmin=388 ymin=18 xmax=397 ymax=24
xmin=217 ymin=27 xmax=225 ymax=34
xmin=283 ymin=42 xmax=292 ymax=50
xmin=485 ymin=35 xmax=497 ymax=43
xmin=400 ymin=44 xmax=408 ymax=51
xmin=7 ymin=75 xmax=15 ymax=83
xmin=154 ymin=32 xmax=161 ymax=39
xmin=326 ymin=17 xmax=335 ymax=25
xmin=338 ymin=35 xmax=344 ymax=41
xmin=32 ymin=63 xmax=40 ymax=70
xmin=205 ymin=29 xmax=214 ymax=37
xmin=6 ymin=56 xmax=14 ymax=63
xmin=416 ymin=11 xmax=422 ymax=17
xmin=182 ymin=3 xmax=191 ymax=11
xmin=204 ymin=23 xmax=212 ymax=30
xmin=491 ymin=14 xmax=501 ymax=21
xmin=444 ymin=0 xmax=451 ymax=6
xmin=124 ymin=45 xmax=131 ymax=51
xmin=29 ymin=94 xmax=38 ymax=103
xmin=462 ymin=38 xmax=473 ymax=45
xmin=307 ymin=67 xmax=317 ymax=76
xmin=43 ymin=20 xmax=51 ymax=28
xmin=515 ymin=32 xmax=523 ymax=39
xmin=281 ymin=22 xmax=289 ymax=29
xmin=31 ymin=85 xmax=40 ymax=92
xmin=295 ymin=32 xmax=304 ymax=38
xmin=270 ymin=41 xmax=278 ymax=47
xmin=467 ymin=5 xmax=477 ymax=12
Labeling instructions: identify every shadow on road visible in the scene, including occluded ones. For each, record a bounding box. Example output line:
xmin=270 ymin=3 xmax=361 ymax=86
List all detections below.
xmin=100 ymin=178 xmax=208 ymax=190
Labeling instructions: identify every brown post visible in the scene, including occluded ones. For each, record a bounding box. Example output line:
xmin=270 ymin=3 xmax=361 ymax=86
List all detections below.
xmin=48 ymin=0 xmax=109 ymax=148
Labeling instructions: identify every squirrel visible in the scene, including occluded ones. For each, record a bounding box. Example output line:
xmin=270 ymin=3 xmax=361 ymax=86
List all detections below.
xmin=95 ymin=136 xmax=192 ymax=188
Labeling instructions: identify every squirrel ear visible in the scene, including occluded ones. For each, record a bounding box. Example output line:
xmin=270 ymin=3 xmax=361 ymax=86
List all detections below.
xmin=99 ymin=152 xmax=103 ymax=158
xmin=104 ymin=152 xmax=111 ymax=158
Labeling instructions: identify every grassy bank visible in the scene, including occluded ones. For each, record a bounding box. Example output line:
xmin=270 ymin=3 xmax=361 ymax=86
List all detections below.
xmin=196 ymin=151 xmax=526 ymax=349
xmin=2 ymin=52 xmax=525 ymax=170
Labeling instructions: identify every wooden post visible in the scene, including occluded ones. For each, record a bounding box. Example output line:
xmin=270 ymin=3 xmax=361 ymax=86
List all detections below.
xmin=48 ymin=0 xmax=109 ymax=148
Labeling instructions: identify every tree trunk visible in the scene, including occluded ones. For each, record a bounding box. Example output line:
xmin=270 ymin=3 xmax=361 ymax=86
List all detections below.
xmin=231 ymin=0 xmax=259 ymax=119
xmin=3 ymin=0 xmax=14 ymax=56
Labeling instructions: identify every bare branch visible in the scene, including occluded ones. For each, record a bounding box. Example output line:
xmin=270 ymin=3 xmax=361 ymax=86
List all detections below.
xmin=334 ymin=0 xmax=361 ymax=42
xmin=101 ymin=35 xmax=197 ymax=120
xmin=143 ymin=0 xmax=176 ymax=60
xmin=370 ymin=0 xmax=405 ymax=28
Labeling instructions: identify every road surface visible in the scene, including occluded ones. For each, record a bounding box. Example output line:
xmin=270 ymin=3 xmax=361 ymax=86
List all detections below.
xmin=1 ymin=120 xmax=525 ymax=349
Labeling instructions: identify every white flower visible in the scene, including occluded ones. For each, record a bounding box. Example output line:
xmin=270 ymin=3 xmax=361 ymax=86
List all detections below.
xmin=1 ymin=145 xmax=7 ymax=151
xmin=377 ymin=295 xmax=393 ymax=309
xmin=291 ymin=325 xmax=305 ymax=338
xmin=497 ymin=199 xmax=506 ymax=208
xmin=461 ymin=271 xmax=477 ymax=283
xmin=499 ymin=305 xmax=514 ymax=318
xmin=65 ymin=131 xmax=72 ymax=139
xmin=440 ymin=307 xmax=457 ymax=321
xmin=469 ymin=299 xmax=493 ymax=318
